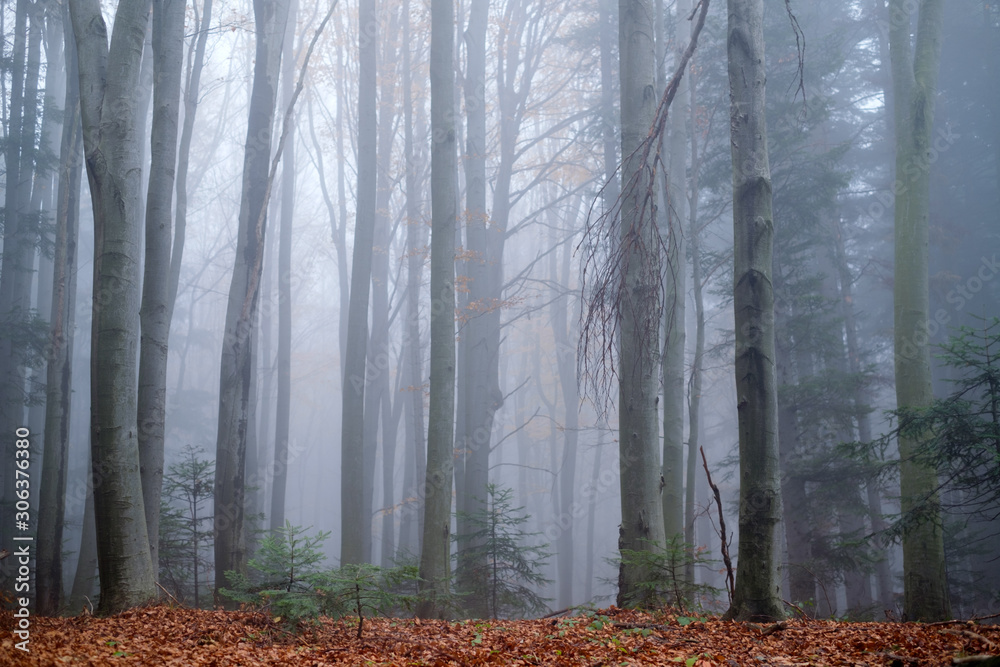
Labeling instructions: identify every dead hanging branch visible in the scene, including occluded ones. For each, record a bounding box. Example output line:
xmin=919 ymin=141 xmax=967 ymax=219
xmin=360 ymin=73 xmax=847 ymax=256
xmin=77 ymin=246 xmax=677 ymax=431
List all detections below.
xmin=702 ymin=446 xmax=735 ymax=604
xmin=578 ymin=0 xmax=710 ymax=414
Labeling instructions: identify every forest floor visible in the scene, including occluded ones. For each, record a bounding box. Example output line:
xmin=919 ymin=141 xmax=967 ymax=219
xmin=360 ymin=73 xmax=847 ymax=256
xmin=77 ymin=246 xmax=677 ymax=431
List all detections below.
xmin=4 ymin=604 xmax=1000 ymax=666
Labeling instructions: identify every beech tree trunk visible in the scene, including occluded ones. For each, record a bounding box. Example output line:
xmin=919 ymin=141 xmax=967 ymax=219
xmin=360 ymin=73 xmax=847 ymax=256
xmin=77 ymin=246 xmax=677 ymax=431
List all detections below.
xmin=69 ymin=0 xmax=157 ymax=614
xmin=723 ymin=0 xmax=784 ymax=622
xmin=616 ymin=0 xmax=667 ymax=608
xmin=137 ymin=0 xmax=185 ymax=572
xmin=214 ymin=0 xmax=289 ymax=604
xmin=340 ymin=0 xmax=378 ymax=566
xmin=888 ymin=0 xmax=950 ymax=622
xmin=455 ymin=0 xmax=494 ymax=616
xmin=416 ymin=0 xmax=457 ymax=618
xmin=270 ymin=0 xmax=298 ymax=533
xmin=661 ymin=0 xmax=690 ymax=545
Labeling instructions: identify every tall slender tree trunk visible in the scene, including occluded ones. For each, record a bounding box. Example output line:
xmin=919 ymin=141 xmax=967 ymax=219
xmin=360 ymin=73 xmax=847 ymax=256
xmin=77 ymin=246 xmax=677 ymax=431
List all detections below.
xmin=684 ymin=60 xmax=703 ymax=587
xmin=661 ymin=0 xmax=690 ymax=546
xmin=554 ymin=228 xmax=581 ymax=609
xmin=455 ymin=0 xmax=494 ymax=616
xmin=340 ymin=0 xmax=378 ymax=566
xmin=137 ymin=0 xmax=185 ymax=573
xmin=37 ymin=7 xmax=82 ymax=614
xmin=888 ymin=0 xmax=949 ymax=622
xmin=214 ymin=0 xmax=289 ymax=605
xmin=0 ymin=0 xmax=39 ymax=550
xmin=616 ymin=0 xmax=667 ymax=608
xmin=69 ymin=0 xmax=158 ymax=614
xmin=168 ymin=0 xmax=213 ymax=313
xmin=775 ymin=308 xmax=815 ymax=609
xmin=723 ymin=0 xmax=784 ymax=622
xmin=373 ymin=2 xmax=402 ymax=567
xmin=832 ymin=217 xmax=895 ymax=608
xmin=68 ymin=452 xmax=99 ymax=612
xmin=270 ymin=0 xmax=298 ymax=533
xmin=397 ymin=0 xmax=427 ymax=559
xmin=416 ymin=0 xmax=457 ymax=618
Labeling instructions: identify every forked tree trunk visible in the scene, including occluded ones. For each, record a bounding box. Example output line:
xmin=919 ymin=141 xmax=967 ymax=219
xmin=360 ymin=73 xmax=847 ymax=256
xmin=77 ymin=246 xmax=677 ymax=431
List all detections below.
xmin=69 ymin=0 xmax=157 ymax=614
xmin=723 ymin=0 xmax=784 ymax=622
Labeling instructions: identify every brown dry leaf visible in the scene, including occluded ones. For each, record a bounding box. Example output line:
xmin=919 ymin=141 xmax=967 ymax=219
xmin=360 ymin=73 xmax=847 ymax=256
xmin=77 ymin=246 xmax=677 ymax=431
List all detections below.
xmin=3 ymin=605 xmax=999 ymax=667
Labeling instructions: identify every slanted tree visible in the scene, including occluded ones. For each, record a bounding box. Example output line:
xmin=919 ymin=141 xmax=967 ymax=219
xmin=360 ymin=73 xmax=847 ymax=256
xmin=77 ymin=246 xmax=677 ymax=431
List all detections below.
xmin=887 ymin=0 xmax=950 ymax=622
xmin=723 ymin=0 xmax=784 ymax=622
xmin=137 ymin=0 xmax=186 ymax=572
xmin=68 ymin=0 xmax=157 ymax=614
xmin=214 ymin=0 xmax=291 ymax=605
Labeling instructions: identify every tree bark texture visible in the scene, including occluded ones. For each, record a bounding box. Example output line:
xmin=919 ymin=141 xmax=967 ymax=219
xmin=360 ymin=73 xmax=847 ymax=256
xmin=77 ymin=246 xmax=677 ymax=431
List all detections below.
xmin=138 ymin=0 xmax=186 ymax=573
xmin=214 ymin=0 xmax=289 ymax=604
xmin=723 ymin=0 xmax=784 ymax=622
xmin=616 ymin=0 xmax=667 ymax=608
xmin=888 ymin=0 xmax=950 ymax=622
xmin=416 ymin=0 xmax=457 ymax=619
xmin=340 ymin=0 xmax=378 ymax=566
xmin=69 ymin=0 xmax=157 ymax=614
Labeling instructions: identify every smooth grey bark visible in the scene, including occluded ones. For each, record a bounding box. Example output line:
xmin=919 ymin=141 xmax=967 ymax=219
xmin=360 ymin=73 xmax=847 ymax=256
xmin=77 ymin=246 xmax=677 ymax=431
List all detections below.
xmin=661 ymin=0 xmax=689 ymax=544
xmin=340 ymin=0 xmax=378 ymax=566
xmin=397 ymin=0 xmax=427 ymax=559
xmin=887 ymin=0 xmax=950 ymax=622
xmin=214 ymin=0 xmax=289 ymax=605
xmin=455 ymin=0 xmax=494 ymax=615
xmin=68 ymin=0 xmax=157 ymax=614
xmin=683 ymin=59 xmax=703 ymax=587
xmin=554 ymin=234 xmax=581 ymax=610
xmin=723 ymin=0 xmax=784 ymax=622
xmin=137 ymin=0 xmax=185 ymax=572
xmin=37 ymin=7 xmax=82 ymax=614
xmin=372 ymin=2 xmax=401 ymax=567
xmin=168 ymin=0 xmax=213 ymax=313
xmin=270 ymin=0 xmax=298 ymax=533
xmin=416 ymin=0 xmax=457 ymax=618
xmin=616 ymin=0 xmax=667 ymax=608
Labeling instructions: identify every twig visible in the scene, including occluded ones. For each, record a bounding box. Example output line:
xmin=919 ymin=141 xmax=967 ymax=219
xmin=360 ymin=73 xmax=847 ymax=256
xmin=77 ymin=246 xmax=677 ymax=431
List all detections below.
xmin=939 ymin=628 xmax=998 ymax=650
xmin=156 ymin=581 xmax=187 ymax=608
xmin=612 ymin=622 xmax=677 ymax=632
xmin=881 ymin=652 xmax=920 ymax=665
xmin=783 ymin=599 xmax=811 ymax=620
xmin=759 ymin=620 xmax=788 ymax=637
xmin=951 ymin=656 xmax=1000 ymax=666
xmin=928 ymin=612 xmax=1000 ymax=627
xmin=701 ymin=446 xmax=734 ymax=603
